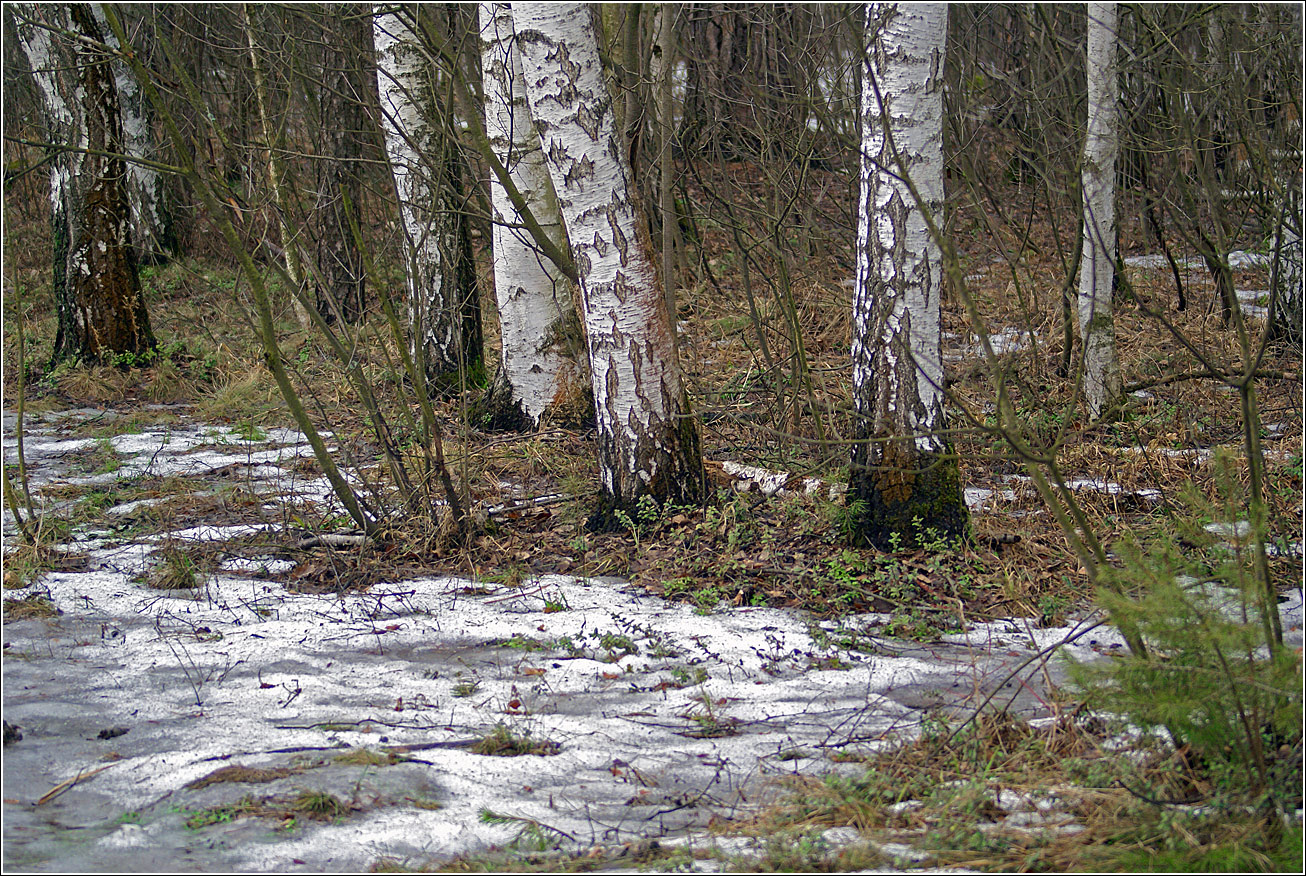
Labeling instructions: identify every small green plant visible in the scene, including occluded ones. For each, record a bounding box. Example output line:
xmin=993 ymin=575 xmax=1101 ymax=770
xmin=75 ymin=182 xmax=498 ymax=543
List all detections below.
xmin=669 ymin=666 xmax=709 ymax=687
xmin=596 ymin=630 xmax=639 ymax=661
xmin=231 ymin=421 xmax=268 ymax=442
xmin=469 ymin=724 xmax=561 ymax=757
xmin=452 ymin=680 xmax=480 ymax=698
xmin=497 ymin=634 xmax=545 ymax=652
xmin=291 ymin=790 xmax=349 ymax=820
xmin=144 ymin=546 xmax=201 ymax=591
xmin=183 ymin=797 xmax=259 ymax=829
xmin=477 ymin=807 xmax=573 ymax=852
xmin=93 ymin=438 xmax=121 ymax=474
xmin=1071 ymin=460 xmax=1301 ymax=813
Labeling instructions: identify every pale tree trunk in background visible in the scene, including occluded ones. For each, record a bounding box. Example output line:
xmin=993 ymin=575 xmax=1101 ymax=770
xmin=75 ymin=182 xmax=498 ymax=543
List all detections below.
xmin=652 ymin=3 xmax=679 ymax=326
xmin=1078 ymin=2 xmax=1121 ymax=421
xmin=94 ymin=4 xmax=173 ymax=264
xmin=514 ymin=2 xmax=705 ymax=520
xmin=478 ymin=2 xmax=587 ymax=430
xmin=15 ymin=3 xmax=156 ymax=365
xmin=848 ymin=3 xmax=967 ymax=550
xmin=374 ymin=5 xmax=481 ymax=382
xmin=1268 ymin=188 xmax=1302 ymax=350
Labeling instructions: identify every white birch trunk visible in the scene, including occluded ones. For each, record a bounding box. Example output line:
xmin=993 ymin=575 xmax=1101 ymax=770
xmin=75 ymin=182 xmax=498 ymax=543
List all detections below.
xmin=16 ymin=3 xmax=155 ymax=362
xmin=848 ymin=3 xmax=966 ymax=549
xmin=374 ymin=6 xmax=474 ymax=379
xmin=513 ymin=3 xmax=703 ymax=516
xmin=93 ymin=4 xmax=170 ymax=263
xmin=479 ymin=3 xmax=583 ymax=428
xmin=1078 ymin=2 xmax=1122 ymax=421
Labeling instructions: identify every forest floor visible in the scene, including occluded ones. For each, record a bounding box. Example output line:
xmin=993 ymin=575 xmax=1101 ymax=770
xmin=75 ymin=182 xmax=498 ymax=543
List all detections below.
xmin=3 ymin=174 xmax=1304 ymax=871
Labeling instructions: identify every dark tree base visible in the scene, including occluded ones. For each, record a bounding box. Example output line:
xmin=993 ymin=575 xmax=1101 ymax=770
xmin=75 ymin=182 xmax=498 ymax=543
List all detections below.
xmin=847 ymin=441 xmax=969 ymax=551
xmin=472 ymin=375 xmax=531 ymax=433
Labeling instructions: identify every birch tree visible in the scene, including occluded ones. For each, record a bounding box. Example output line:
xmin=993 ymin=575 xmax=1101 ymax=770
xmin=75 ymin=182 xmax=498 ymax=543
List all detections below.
xmin=513 ymin=2 xmax=705 ymax=519
xmin=374 ymin=5 xmax=481 ymax=382
xmin=15 ymin=2 xmax=156 ymax=365
xmin=478 ymin=2 xmax=587 ymax=430
xmin=848 ymin=3 xmax=967 ymax=550
xmin=1078 ymin=2 xmax=1121 ymax=420
xmin=93 ymin=5 xmax=173 ymax=263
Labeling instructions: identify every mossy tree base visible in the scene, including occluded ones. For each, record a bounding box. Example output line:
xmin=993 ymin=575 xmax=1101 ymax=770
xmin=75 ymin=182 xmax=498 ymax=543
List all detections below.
xmin=587 ymin=412 xmax=706 ymax=533
xmin=847 ymin=440 xmax=969 ymax=550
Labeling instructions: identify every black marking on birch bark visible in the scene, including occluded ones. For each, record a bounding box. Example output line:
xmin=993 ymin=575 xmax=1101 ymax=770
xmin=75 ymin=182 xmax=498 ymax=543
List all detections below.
xmin=548 ymin=140 xmax=567 ymax=167
xmin=565 ymin=155 xmax=595 ymax=188
xmin=591 ymin=230 xmax=610 ymax=259
xmin=577 ymin=103 xmax=601 ymax=140
xmin=609 ymin=211 xmax=630 ymax=267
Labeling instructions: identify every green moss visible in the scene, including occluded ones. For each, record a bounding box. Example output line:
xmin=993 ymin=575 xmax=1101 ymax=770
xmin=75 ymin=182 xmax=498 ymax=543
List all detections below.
xmin=847 ymin=441 xmax=969 ymax=551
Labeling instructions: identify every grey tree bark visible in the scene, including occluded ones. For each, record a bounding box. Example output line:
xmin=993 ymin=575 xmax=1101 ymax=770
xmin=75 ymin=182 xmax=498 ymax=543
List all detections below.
xmin=93 ymin=4 xmax=173 ymax=264
xmin=514 ymin=2 xmax=705 ymax=521
xmin=310 ymin=6 xmax=371 ymax=325
xmin=374 ymin=5 xmax=481 ymax=383
xmin=15 ymin=2 xmax=156 ymax=365
xmin=847 ymin=2 xmax=967 ymax=550
xmin=1078 ymin=1 xmax=1122 ymax=421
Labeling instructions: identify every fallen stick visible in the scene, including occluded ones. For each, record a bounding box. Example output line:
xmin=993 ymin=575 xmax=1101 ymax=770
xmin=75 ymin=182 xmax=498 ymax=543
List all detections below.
xmin=36 ymin=763 xmax=117 ymax=806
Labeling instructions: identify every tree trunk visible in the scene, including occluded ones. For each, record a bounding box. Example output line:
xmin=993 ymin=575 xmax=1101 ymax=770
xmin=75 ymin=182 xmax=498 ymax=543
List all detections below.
xmin=1268 ymin=189 xmax=1303 ymax=350
xmin=16 ymin=3 xmax=156 ymax=366
xmin=848 ymin=3 xmax=967 ymax=550
xmin=1078 ymin=2 xmax=1122 ymax=421
xmin=514 ymin=3 xmax=705 ymax=521
xmin=94 ymin=4 xmax=174 ymax=264
xmin=373 ymin=5 xmax=481 ymax=383
xmin=312 ymin=6 xmax=370 ymax=325
xmin=478 ymin=2 xmax=587 ymax=430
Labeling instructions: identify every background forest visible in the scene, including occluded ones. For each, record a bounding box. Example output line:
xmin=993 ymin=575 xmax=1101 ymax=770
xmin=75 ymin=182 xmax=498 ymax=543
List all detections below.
xmin=2 ymin=3 xmax=1303 ymax=871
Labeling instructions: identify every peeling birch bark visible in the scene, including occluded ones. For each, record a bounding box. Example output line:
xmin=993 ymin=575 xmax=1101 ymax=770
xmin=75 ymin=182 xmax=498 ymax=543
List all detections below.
xmin=374 ymin=5 xmax=481 ymax=382
xmin=93 ymin=5 xmax=173 ymax=263
xmin=848 ymin=3 xmax=967 ymax=549
xmin=513 ymin=3 xmax=704 ymax=518
xmin=16 ymin=3 xmax=155 ymax=365
xmin=479 ymin=3 xmax=586 ymax=430
xmin=1078 ymin=2 xmax=1122 ymax=421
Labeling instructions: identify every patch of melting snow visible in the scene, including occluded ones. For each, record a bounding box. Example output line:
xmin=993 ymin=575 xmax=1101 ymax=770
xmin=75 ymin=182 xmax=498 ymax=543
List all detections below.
xmin=1205 ymin=520 xmax=1252 ymax=540
xmin=144 ymin=523 xmax=270 ymax=543
xmin=1063 ymin=479 xmax=1162 ymax=502
xmin=964 ymin=487 xmax=1018 ymax=511
xmin=4 ymin=563 xmax=1094 ymax=871
xmin=6 ymin=409 xmax=1301 ymax=871
xmin=219 ymin=556 xmax=298 ymax=576
xmin=1123 ymin=250 xmax=1270 ymax=271
xmin=106 ymin=497 xmax=168 ymax=516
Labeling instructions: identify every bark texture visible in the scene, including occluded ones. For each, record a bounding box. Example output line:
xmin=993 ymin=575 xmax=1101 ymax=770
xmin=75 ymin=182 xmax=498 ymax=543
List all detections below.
xmin=16 ymin=3 xmax=155 ymax=365
xmin=312 ymin=6 xmax=371 ymax=324
xmin=514 ymin=3 xmax=704 ymax=519
xmin=1268 ymin=195 xmax=1303 ymax=350
xmin=94 ymin=4 xmax=173 ymax=263
xmin=374 ymin=5 xmax=481 ymax=382
xmin=479 ymin=3 xmax=587 ymax=430
xmin=1078 ymin=2 xmax=1122 ymax=421
xmin=848 ymin=3 xmax=967 ymax=550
